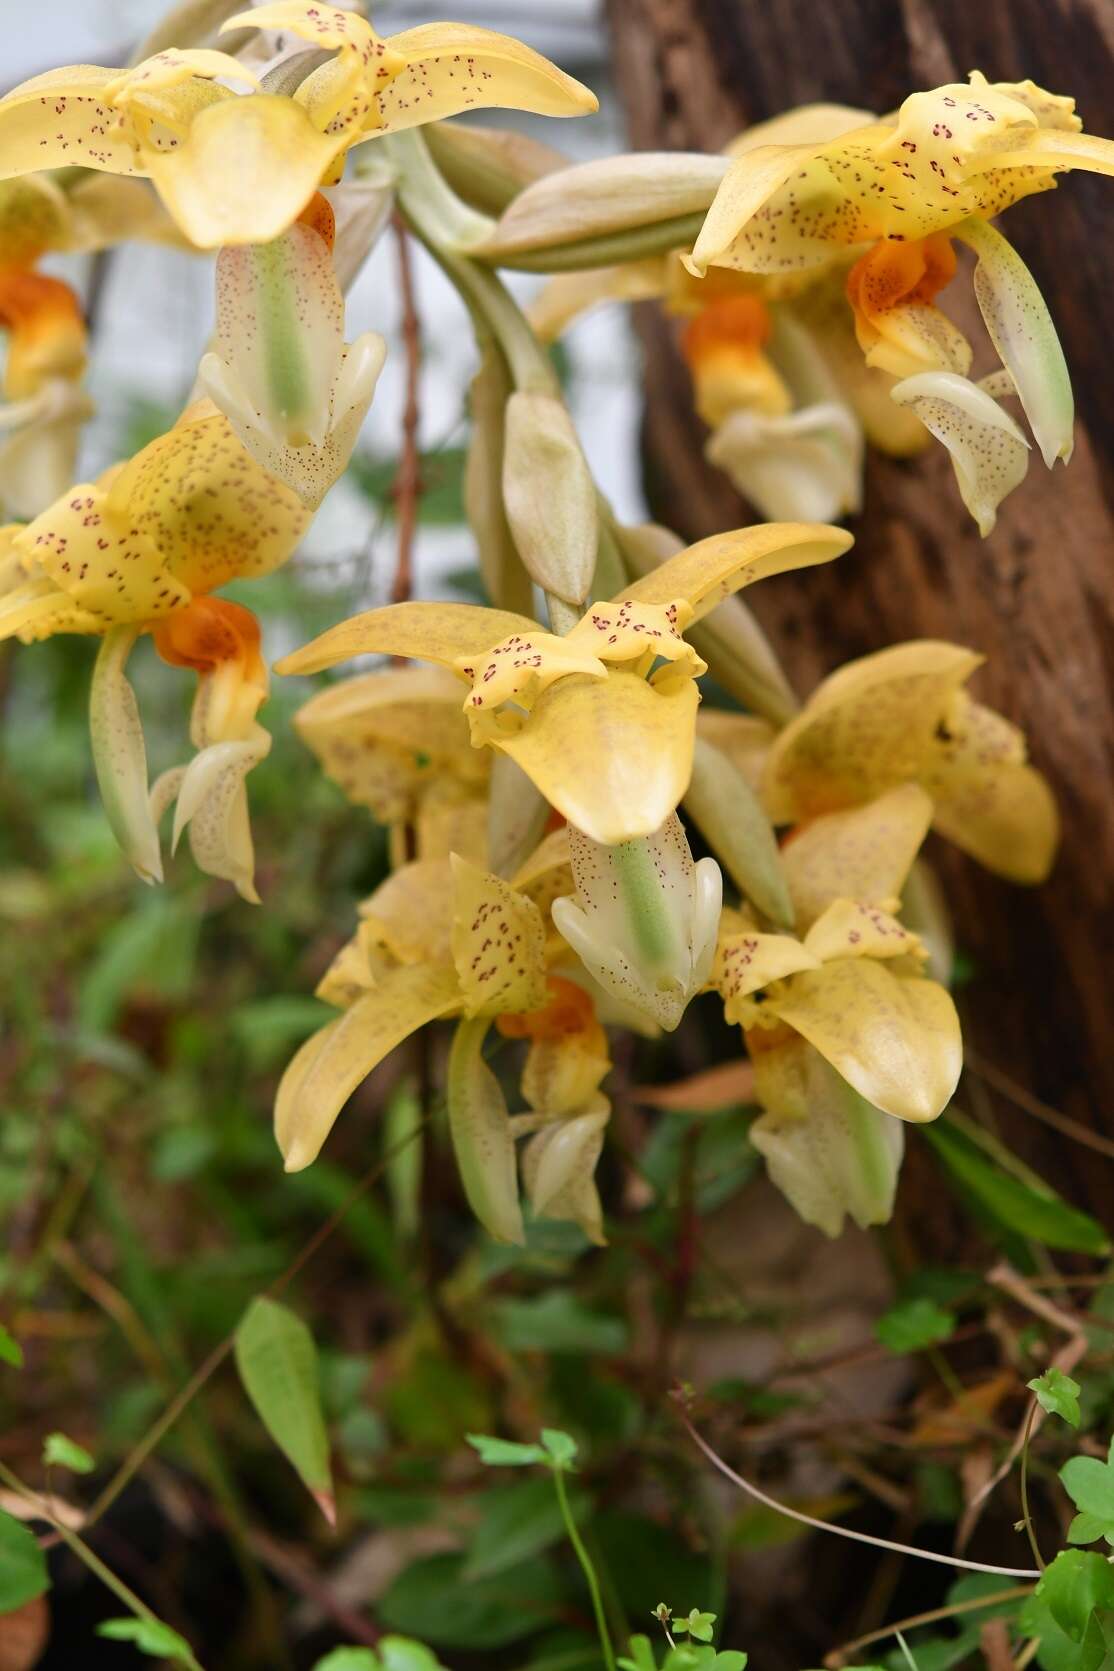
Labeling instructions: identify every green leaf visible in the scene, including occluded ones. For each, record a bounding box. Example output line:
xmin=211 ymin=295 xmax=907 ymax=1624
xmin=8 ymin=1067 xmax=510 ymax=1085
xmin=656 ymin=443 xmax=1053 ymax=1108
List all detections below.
xmin=96 ymin=1617 xmax=195 ymax=1663
xmin=541 ymin=1429 xmax=578 ymax=1470
xmin=463 ymin=1475 xmax=583 ymax=1580
xmin=875 ymin=1298 xmax=956 ymax=1354
xmin=1019 ymin=1589 xmax=1111 ymax=1671
xmin=489 ymin=1292 xmax=628 ymax=1355
xmin=234 ymin=1297 xmax=334 ymax=1520
xmin=1067 ymin=1512 xmax=1114 ymax=1547
xmin=0 ymin=1324 xmax=23 ymax=1368
xmin=619 ymin=1638 xmax=659 ymax=1671
xmin=920 ymin=1121 xmax=1110 ymax=1255
xmin=42 ymin=1432 xmax=95 ymax=1474
xmin=466 ymin=1433 xmax=547 ymax=1469
xmin=1061 ymin=1449 xmax=1114 ymax=1528
xmin=378 ymin=1638 xmax=451 ymax=1671
xmin=1034 ymin=1550 xmax=1114 ymax=1644
xmin=0 ymin=1508 xmax=49 ymax=1610
xmin=1029 ymin=1369 xmax=1082 ymax=1428
xmin=379 ymin=1551 xmax=562 ymax=1649
xmin=313 ymin=1652 xmax=379 ymax=1671
xmin=677 ymin=1611 xmax=716 ymax=1644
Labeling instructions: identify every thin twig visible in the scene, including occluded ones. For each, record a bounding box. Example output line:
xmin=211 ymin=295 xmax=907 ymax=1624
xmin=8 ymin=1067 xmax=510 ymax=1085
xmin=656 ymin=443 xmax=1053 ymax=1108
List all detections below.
xmin=966 ymin=1053 xmax=1114 ymax=1162
xmin=1018 ymin=1400 xmax=1045 ymax=1573
xmin=389 ymin=211 xmax=422 ymax=608
xmin=676 ymin=1406 xmax=1041 ymax=1580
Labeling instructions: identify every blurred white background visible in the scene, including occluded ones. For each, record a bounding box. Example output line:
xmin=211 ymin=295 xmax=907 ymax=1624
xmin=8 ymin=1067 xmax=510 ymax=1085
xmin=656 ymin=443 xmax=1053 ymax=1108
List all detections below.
xmin=7 ymin=1 xmax=645 ymax=604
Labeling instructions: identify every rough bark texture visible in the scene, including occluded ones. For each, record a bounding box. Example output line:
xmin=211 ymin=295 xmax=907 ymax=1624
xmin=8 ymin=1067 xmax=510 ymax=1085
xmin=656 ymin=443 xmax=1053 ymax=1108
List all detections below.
xmin=604 ymin=0 xmax=1114 ymax=1221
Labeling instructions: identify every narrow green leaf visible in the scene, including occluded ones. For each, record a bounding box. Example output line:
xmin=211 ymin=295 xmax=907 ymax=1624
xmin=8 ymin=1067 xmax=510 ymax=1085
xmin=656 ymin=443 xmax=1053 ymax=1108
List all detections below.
xmin=920 ymin=1120 xmax=1110 ymax=1255
xmin=234 ymin=1297 xmax=334 ymax=1521
xmin=0 ymin=1324 xmax=23 ymax=1368
xmin=97 ymin=1617 xmax=195 ymax=1663
xmin=0 ymin=1508 xmax=49 ymax=1610
xmin=1029 ymin=1368 xmax=1081 ymax=1428
xmin=42 ymin=1432 xmax=95 ymax=1474
xmin=466 ymin=1434 xmax=547 ymax=1469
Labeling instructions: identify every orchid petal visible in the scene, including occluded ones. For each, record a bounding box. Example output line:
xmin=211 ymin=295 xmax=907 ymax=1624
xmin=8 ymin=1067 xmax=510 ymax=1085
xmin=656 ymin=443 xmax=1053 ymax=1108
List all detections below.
xmin=276 ymin=599 xmax=537 ymax=676
xmin=89 ymin=625 xmax=163 ymax=884
xmin=961 ymin=126 xmax=1114 ymax=180
xmin=447 ymin=1015 xmax=525 ymax=1245
xmin=367 ymin=23 xmax=598 ymax=134
xmin=954 ymin=216 xmax=1074 ymax=468
xmin=171 ymin=724 xmax=271 ymax=902
xmin=276 ymin=966 xmax=462 ymax=1171
xmin=766 ymin=958 xmax=962 ymax=1123
xmin=450 ymin=853 xmax=547 ymax=1018
xmin=522 ymin=1103 xmax=609 ymax=1245
xmin=144 ymin=94 xmax=347 ymax=248
xmin=529 ymin=260 xmax=668 ymax=341
xmin=616 ymin=521 xmax=852 ymax=623
xmin=802 ymin=898 xmax=923 ymax=963
xmin=763 ymin=642 xmax=982 ymax=824
xmin=494 ymin=669 xmax=699 ymax=845
xmin=360 ymin=858 xmax=455 ymax=967
xmin=483 ymin=153 xmax=724 ymax=257
xmin=890 ymin=370 xmax=1030 ymax=537
xmin=779 ymin=785 xmax=934 ymax=929
xmin=714 ymin=929 xmax=820 ymax=1019
xmin=750 ymin=1034 xmax=903 ymax=1236
xmin=0 ymin=68 xmax=142 ymax=177
xmin=685 ymin=139 xmax=847 ymax=276
xmin=706 ymin=401 xmax=863 ymax=524
xmin=923 ymin=696 xmax=1059 ymax=883
xmin=16 ymin=483 xmax=190 ymax=627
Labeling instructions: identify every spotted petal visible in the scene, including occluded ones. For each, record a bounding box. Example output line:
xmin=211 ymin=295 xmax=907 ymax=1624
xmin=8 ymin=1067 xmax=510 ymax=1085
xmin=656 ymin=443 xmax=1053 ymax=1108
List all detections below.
xmin=0 ymin=67 xmax=142 ymax=177
xmin=616 ymin=521 xmax=852 ymax=623
xmin=765 ymin=958 xmax=961 ymax=1123
xmin=450 ymin=853 xmax=547 ymax=1018
xmin=802 ymin=898 xmax=923 ymax=963
xmin=714 ymin=930 xmax=819 ymax=1021
xmin=366 ymin=23 xmax=598 ymax=134
xmin=522 ymin=1102 xmax=609 ymax=1245
xmin=276 ymin=600 xmax=538 ymax=676
xmin=890 ymin=370 xmax=1030 ymax=537
xmin=954 ymin=216 xmax=1074 ymax=469
xmin=275 ymin=965 xmax=462 ymax=1171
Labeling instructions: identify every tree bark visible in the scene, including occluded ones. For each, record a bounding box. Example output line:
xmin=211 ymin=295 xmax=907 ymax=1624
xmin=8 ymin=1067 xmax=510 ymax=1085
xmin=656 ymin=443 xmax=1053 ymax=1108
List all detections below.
xmin=605 ymin=0 xmax=1114 ymax=1218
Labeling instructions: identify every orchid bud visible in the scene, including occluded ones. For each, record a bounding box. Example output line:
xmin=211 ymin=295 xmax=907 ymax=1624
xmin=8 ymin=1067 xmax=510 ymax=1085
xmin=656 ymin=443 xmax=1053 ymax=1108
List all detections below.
xmin=683 ymin=737 xmax=792 ymax=928
xmin=501 ymin=390 xmax=597 ymax=605
xmin=553 ymin=813 xmax=722 ymax=1032
xmin=464 ymin=341 xmax=535 ymax=618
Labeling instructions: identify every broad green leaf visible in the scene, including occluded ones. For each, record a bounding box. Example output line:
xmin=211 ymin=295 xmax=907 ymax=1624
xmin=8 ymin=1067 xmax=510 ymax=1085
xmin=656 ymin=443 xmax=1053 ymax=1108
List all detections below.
xmin=489 ymin=1292 xmax=628 ymax=1355
xmin=0 ymin=1324 xmax=23 ymax=1368
xmin=0 ymin=1508 xmax=49 ymax=1611
xmin=234 ymin=1297 xmax=334 ymax=1521
xmin=97 ymin=1618 xmax=195 ymax=1663
xmin=1033 ymin=1550 xmax=1114 ymax=1645
xmin=379 ymin=1551 xmax=562 ymax=1650
xmin=466 ymin=1434 xmax=547 ymax=1469
xmin=42 ymin=1432 xmax=95 ymax=1474
xmin=676 ymin=1611 xmax=716 ymax=1643
xmin=920 ymin=1121 xmax=1110 ymax=1255
xmin=1061 ymin=1448 xmax=1114 ymax=1533
xmin=379 ymin=1644 xmax=450 ymax=1671
xmin=313 ymin=1652 xmax=378 ymax=1671
xmin=875 ymin=1298 xmax=956 ymax=1354
xmin=464 ymin=1475 xmax=584 ymax=1580
xmin=1019 ymin=1589 xmax=1111 ymax=1671
xmin=541 ymin=1429 xmax=578 ymax=1470
xmin=1029 ymin=1369 xmax=1082 ymax=1428
xmin=1067 ymin=1512 xmax=1114 ymax=1548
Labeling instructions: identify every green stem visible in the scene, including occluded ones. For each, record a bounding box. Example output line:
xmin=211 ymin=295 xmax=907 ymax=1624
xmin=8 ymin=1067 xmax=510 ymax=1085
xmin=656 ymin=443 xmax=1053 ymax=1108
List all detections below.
xmin=479 ymin=211 xmax=708 ymax=274
xmin=1019 ymin=1398 xmax=1046 ymax=1572
xmin=553 ymin=1466 xmax=616 ymax=1671
xmin=0 ymin=1460 xmax=205 ymax=1671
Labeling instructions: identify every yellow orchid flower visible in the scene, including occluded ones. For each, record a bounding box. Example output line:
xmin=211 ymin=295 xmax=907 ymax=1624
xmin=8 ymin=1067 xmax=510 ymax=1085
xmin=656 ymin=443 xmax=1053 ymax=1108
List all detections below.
xmin=199 ymin=193 xmax=386 ymax=508
xmin=688 ymin=74 xmax=1114 ymax=532
xmin=761 ymin=640 xmax=1059 ymax=884
xmin=276 ymin=521 xmax=852 ymax=845
xmin=0 ymin=398 xmax=309 ymax=895
xmin=276 ymin=844 xmax=581 ymax=1239
xmin=0 ymin=6 xmax=597 ymax=250
xmin=294 ymin=662 xmax=491 ymax=865
xmin=713 ymin=784 xmax=961 ymax=1235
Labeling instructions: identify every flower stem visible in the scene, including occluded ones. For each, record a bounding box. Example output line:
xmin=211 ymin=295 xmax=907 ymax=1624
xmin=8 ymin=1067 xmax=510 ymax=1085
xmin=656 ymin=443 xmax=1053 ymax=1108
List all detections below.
xmin=553 ymin=1465 xmax=616 ymax=1671
xmin=1018 ymin=1398 xmax=1046 ymax=1572
xmin=0 ymin=1459 xmax=205 ymax=1671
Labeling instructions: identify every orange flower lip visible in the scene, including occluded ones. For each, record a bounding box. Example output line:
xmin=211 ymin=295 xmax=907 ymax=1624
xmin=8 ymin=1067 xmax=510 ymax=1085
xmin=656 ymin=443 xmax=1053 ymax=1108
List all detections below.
xmin=846 ymin=233 xmax=957 ymax=325
xmin=151 ymin=595 xmax=265 ymax=683
xmin=497 ymin=974 xmax=599 ymax=1043
xmin=0 ymin=267 xmax=86 ymax=399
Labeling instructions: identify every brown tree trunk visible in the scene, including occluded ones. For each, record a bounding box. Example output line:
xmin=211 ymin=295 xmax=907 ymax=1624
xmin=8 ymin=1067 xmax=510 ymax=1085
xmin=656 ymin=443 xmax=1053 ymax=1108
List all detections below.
xmin=605 ymin=0 xmax=1114 ymax=1221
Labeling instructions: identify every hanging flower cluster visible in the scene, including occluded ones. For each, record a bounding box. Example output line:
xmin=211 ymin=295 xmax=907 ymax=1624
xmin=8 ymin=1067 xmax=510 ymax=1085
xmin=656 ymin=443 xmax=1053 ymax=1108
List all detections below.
xmin=0 ymin=0 xmax=1080 ymax=1245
